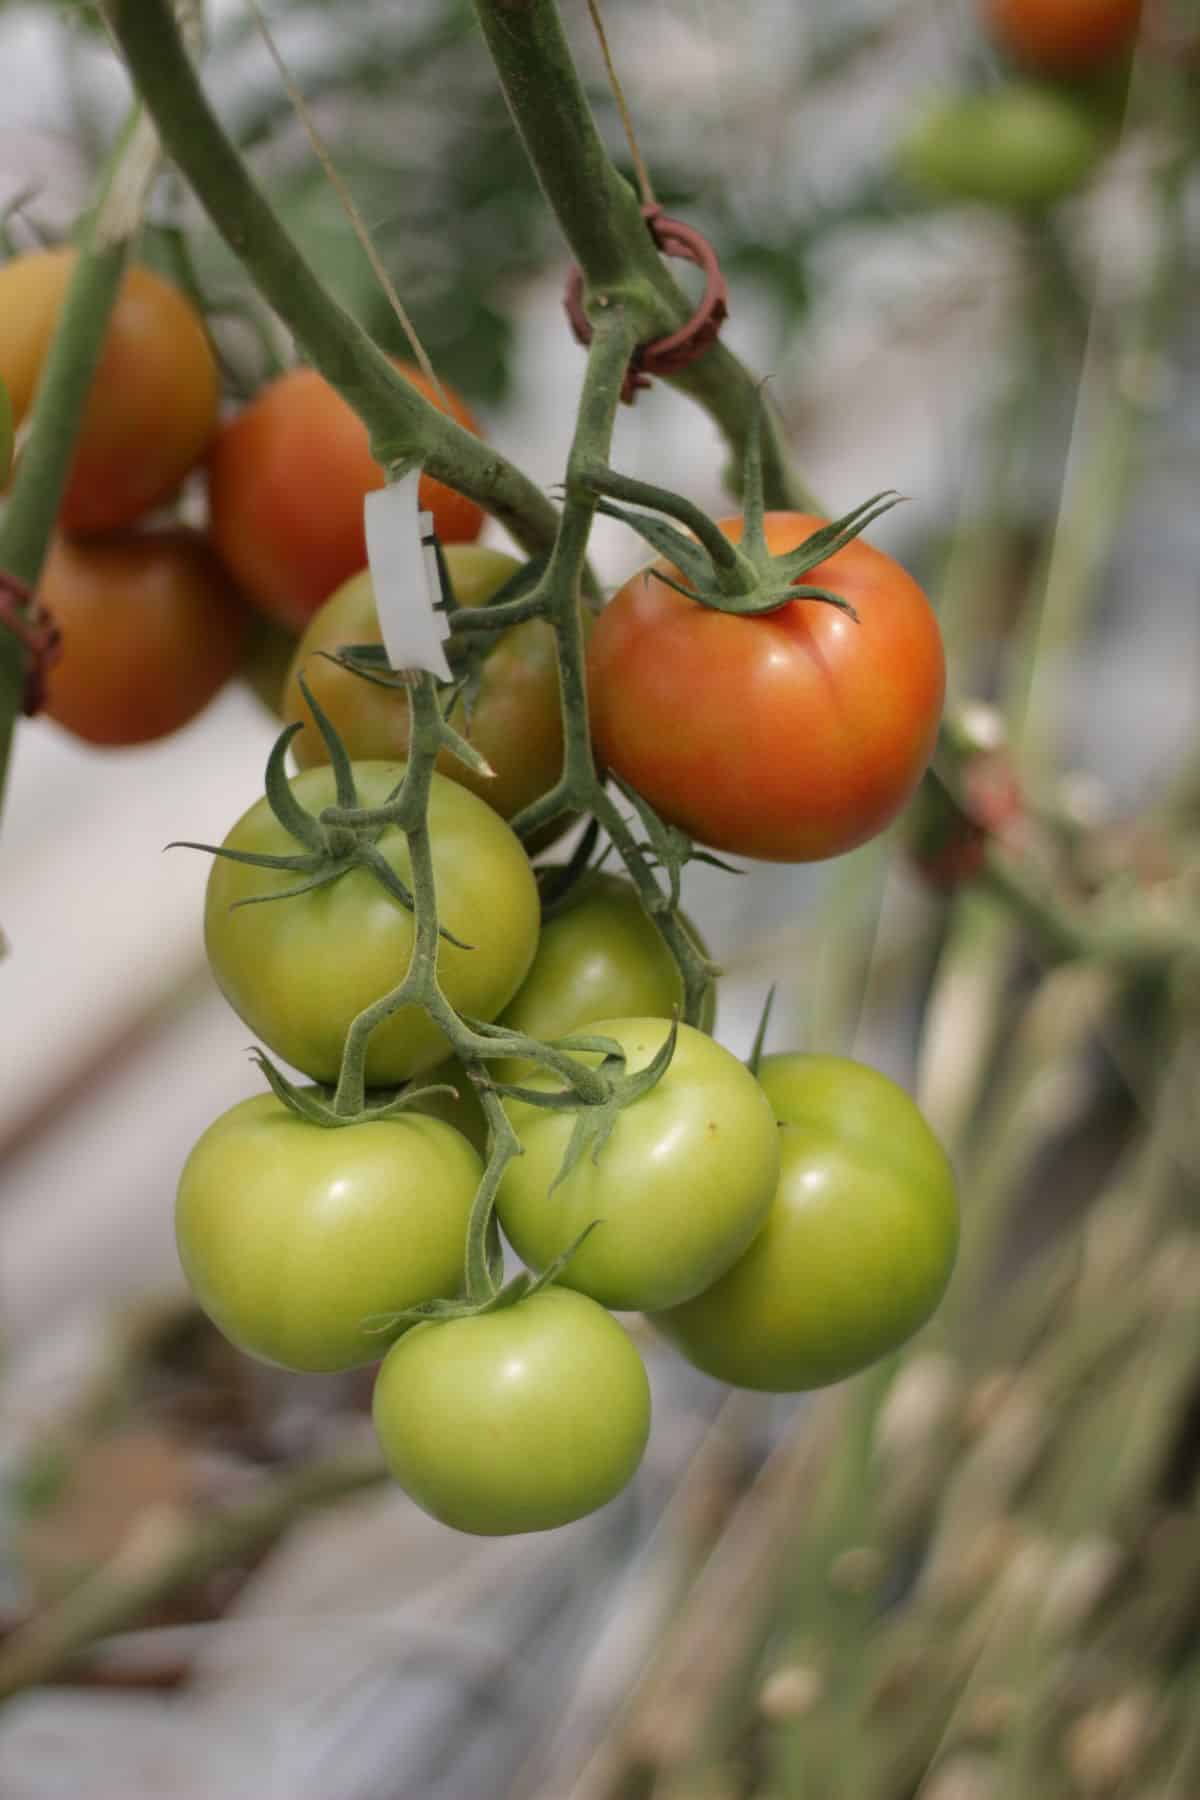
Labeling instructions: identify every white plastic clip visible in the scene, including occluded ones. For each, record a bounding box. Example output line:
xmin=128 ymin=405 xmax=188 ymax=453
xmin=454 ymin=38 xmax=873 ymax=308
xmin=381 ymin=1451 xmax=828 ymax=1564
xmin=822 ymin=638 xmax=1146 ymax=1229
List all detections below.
xmin=364 ymin=471 xmax=453 ymax=681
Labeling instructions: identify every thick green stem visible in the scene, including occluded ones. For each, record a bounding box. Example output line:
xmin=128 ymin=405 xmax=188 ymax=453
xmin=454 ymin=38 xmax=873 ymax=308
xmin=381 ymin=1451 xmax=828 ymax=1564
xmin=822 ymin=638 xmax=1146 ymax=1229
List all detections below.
xmin=103 ymin=0 xmax=561 ymax=558
xmin=472 ymin=0 xmax=820 ymax=513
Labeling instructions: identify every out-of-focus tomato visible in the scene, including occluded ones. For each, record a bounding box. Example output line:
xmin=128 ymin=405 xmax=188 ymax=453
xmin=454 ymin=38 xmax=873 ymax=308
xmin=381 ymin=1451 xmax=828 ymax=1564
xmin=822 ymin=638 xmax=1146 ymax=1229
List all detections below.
xmin=897 ymin=85 xmax=1105 ymax=209
xmin=40 ymin=528 xmax=247 ymax=746
xmin=0 ymin=374 xmax=12 ymax=485
xmin=984 ymin=0 xmax=1141 ymax=72
xmin=206 ymin=364 xmax=485 ymax=630
xmin=0 ymin=249 xmax=219 ymax=530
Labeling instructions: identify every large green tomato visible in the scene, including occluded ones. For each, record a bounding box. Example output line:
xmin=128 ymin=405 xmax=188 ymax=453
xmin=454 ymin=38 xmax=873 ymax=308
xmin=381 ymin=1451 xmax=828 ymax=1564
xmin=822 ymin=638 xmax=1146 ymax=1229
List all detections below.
xmin=372 ymin=1286 xmax=651 ymax=1535
xmin=204 ymin=762 xmax=540 ymax=1085
xmin=492 ymin=872 xmax=716 ymax=1085
xmin=496 ymin=1019 xmax=780 ymax=1312
xmin=176 ymin=1094 xmax=481 ymax=1372
xmin=897 ymin=85 xmax=1104 ymax=211
xmin=654 ymin=1055 xmax=959 ymax=1391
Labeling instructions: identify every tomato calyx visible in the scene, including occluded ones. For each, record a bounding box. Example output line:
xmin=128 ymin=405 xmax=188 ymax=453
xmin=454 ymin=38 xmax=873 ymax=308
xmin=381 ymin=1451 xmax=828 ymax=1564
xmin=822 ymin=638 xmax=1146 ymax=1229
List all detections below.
xmin=246 ymin=1047 xmax=467 ymax=1130
xmin=581 ymin=401 xmax=902 ymax=620
xmin=364 ymin=1223 xmax=602 ymax=1338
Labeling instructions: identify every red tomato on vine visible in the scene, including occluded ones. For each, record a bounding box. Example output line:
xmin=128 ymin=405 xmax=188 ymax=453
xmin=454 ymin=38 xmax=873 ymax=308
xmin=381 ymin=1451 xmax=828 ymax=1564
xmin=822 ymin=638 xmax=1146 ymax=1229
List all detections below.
xmin=587 ymin=513 xmax=945 ymax=864
xmin=984 ymin=0 xmax=1142 ymax=71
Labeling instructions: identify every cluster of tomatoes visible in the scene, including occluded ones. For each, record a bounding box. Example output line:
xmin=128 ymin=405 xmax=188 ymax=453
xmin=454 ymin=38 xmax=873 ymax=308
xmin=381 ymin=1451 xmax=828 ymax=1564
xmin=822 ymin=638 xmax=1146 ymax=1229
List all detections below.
xmin=171 ymin=495 xmax=957 ymax=1534
xmin=0 ymin=245 xmax=486 ymax=747
xmin=897 ymin=0 xmax=1143 ymax=212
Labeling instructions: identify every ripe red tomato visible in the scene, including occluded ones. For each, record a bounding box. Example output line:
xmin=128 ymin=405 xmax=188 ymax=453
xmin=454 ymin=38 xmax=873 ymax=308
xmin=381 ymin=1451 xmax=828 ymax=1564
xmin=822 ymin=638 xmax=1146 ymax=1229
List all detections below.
xmin=372 ymin=1287 xmax=651 ymax=1535
xmin=984 ymin=0 xmax=1142 ymax=70
xmin=587 ymin=514 xmax=945 ymax=864
xmin=654 ymin=1055 xmax=959 ymax=1391
xmin=282 ymin=548 xmax=571 ymax=831
xmin=206 ymin=364 xmax=485 ymax=630
xmin=0 ymin=249 xmax=219 ymax=531
xmin=40 ymin=528 xmax=247 ymax=746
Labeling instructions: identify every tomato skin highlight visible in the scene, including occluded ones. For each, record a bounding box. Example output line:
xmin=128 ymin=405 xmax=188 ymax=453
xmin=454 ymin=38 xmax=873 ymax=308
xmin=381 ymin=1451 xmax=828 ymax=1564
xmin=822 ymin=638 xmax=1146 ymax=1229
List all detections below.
xmin=587 ymin=515 xmax=945 ymax=864
xmin=207 ymin=364 xmax=485 ymax=630
xmin=177 ymin=1095 xmax=481 ymax=1372
xmin=984 ymin=0 xmax=1141 ymax=72
xmin=0 ymin=249 xmax=219 ymax=531
xmin=203 ymin=762 xmax=541 ymax=1086
xmin=493 ymin=872 xmax=716 ymax=1084
xmin=40 ymin=528 xmax=247 ymax=746
xmin=654 ymin=1055 xmax=959 ymax=1392
xmin=497 ymin=1018 xmax=780 ymax=1313
xmin=372 ymin=1287 xmax=651 ymax=1535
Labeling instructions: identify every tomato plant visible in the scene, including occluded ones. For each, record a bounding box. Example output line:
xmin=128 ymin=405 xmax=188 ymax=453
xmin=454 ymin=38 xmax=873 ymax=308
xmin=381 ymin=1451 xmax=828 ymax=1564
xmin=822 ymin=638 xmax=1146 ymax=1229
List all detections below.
xmin=372 ymin=1286 xmax=651 ymax=1535
xmin=496 ymin=1018 xmax=780 ymax=1312
xmin=176 ymin=1094 xmax=481 ymax=1371
xmin=654 ymin=1055 xmax=959 ymax=1391
xmin=587 ymin=514 xmax=945 ymax=863
xmin=282 ymin=548 xmax=572 ymax=829
xmin=897 ymin=85 xmax=1104 ymax=209
xmin=206 ymin=363 xmax=485 ymax=630
xmin=204 ymin=762 xmax=541 ymax=1085
xmin=984 ymin=0 xmax=1142 ymax=71
xmin=40 ymin=528 xmax=248 ymax=746
xmin=0 ymin=248 xmax=219 ymax=531
xmin=492 ymin=872 xmax=715 ymax=1084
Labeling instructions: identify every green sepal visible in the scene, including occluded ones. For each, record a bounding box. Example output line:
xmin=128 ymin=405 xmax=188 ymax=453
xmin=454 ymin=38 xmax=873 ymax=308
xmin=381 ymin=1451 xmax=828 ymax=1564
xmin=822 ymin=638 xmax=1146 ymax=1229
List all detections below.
xmin=747 ymin=985 xmax=777 ymax=1078
xmin=296 ymin=673 xmax=357 ymax=808
xmin=263 ymin=722 xmax=327 ymax=849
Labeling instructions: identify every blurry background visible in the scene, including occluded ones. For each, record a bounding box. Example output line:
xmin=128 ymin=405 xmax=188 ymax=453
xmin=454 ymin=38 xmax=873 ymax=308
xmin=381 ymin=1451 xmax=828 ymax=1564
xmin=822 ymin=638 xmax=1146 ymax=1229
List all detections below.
xmin=1 ymin=0 xmax=1198 ymax=1795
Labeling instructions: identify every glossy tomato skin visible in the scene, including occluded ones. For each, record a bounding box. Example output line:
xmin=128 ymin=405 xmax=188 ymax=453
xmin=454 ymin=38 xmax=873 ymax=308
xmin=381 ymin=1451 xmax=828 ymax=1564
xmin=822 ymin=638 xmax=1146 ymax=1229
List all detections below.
xmin=587 ymin=515 xmax=945 ymax=864
xmin=204 ymin=762 xmax=540 ymax=1086
xmin=207 ymin=364 xmax=484 ymax=630
xmin=985 ymin=0 xmax=1141 ymax=72
xmin=654 ymin=1055 xmax=959 ymax=1391
xmin=0 ymin=249 xmax=219 ymax=531
xmin=283 ymin=549 xmax=570 ymax=831
xmin=492 ymin=873 xmax=716 ymax=1084
xmin=41 ymin=528 xmax=247 ymax=746
xmin=372 ymin=1287 xmax=650 ymax=1535
xmin=177 ymin=1094 xmax=481 ymax=1372
xmin=897 ymin=85 xmax=1104 ymax=209
xmin=497 ymin=1018 xmax=780 ymax=1313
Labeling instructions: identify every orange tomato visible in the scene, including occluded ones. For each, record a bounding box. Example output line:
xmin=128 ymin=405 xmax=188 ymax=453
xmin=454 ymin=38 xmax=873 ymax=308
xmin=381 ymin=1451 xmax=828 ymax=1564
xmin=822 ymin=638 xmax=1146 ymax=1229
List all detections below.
xmin=984 ymin=0 xmax=1142 ymax=71
xmin=206 ymin=363 xmax=485 ymax=631
xmin=41 ymin=528 xmax=247 ymax=746
xmin=0 ymin=248 xmax=219 ymax=530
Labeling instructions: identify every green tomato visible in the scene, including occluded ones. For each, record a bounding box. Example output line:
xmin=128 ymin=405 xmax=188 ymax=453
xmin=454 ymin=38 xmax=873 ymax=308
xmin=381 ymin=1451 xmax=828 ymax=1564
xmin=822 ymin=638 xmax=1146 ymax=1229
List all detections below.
xmin=176 ymin=1094 xmax=482 ymax=1372
xmin=897 ymin=85 xmax=1104 ymax=210
xmin=496 ymin=1018 xmax=780 ymax=1313
xmin=0 ymin=375 xmax=12 ymax=486
xmin=654 ymin=1055 xmax=959 ymax=1392
xmin=203 ymin=762 xmax=540 ymax=1085
xmin=493 ymin=872 xmax=716 ymax=1085
xmin=372 ymin=1286 xmax=651 ymax=1535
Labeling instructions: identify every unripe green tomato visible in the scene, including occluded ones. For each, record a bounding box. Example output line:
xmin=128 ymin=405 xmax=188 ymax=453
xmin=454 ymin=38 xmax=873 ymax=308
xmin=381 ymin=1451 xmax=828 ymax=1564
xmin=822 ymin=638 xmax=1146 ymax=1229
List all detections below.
xmin=492 ymin=872 xmax=716 ymax=1084
xmin=176 ymin=1094 xmax=482 ymax=1372
xmin=0 ymin=375 xmax=12 ymax=486
xmin=896 ymin=85 xmax=1105 ymax=210
xmin=372 ymin=1286 xmax=651 ymax=1535
xmin=204 ymin=762 xmax=540 ymax=1085
xmin=654 ymin=1055 xmax=959 ymax=1391
xmin=497 ymin=1019 xmax=780 ymax=1313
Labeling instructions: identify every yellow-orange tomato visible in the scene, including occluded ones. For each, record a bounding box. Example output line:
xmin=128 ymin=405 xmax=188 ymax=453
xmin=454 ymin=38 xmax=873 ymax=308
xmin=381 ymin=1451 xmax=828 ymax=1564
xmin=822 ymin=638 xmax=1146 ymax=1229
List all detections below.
xmin=41 ymin=528 xmax=248 ymax=746
xmin=587 ymin=514 xmax=945 ymax=864
xmin=283 ymin=548 xmax=571 ymax=828
xmin=984 ymin=0 xmax=1141 ymax=71
xmin=206 ymin=364 xmax=485 ymax=630
xmin=0 ymin=249 xmax=219 ymax=530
